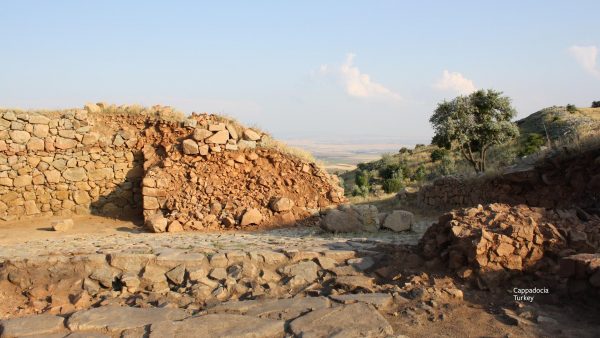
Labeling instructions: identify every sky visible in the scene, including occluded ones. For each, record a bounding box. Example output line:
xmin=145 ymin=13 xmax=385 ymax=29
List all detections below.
xmin=1 ymin=1 xmax=600 ymax=144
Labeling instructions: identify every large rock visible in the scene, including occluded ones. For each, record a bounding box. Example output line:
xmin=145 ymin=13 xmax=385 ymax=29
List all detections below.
xmin=52 ymin=219 xmax=74 ymax=232
xmin=321 ymin=205 xmax=379 ymax=232
xmin=193 ymin=128 xmax=213 ymax=141
xmin=182 ymin=139 xmax=199 ymax=154
xmin=382 ymin=210 xmax=413 ymax=232
xmin=321 ymin=209 xmax=363 ymax=232
xmin=243 ymin=129 xmax=261 ymax=141
xmin=67 ymin=306 xmax=187 ymax=332
xmin=0 ymin=314 xmax=65 ymax=337
xmin=240 ymin=208 xmax=262 ymax=226
xmin=205 ymin=130 xmax=229 ymax=144
xmin=270 ymin=197 xmax=294 ymax=212
xmin=289 ymin=303 xmax=393 ymax=338
xmin=146 ymin=213 xmax=168 ymax=233
xmin=210 ymin=297 xmax=330 ymax=320
xmin=149 ymin=314 xmax=284 ymax=338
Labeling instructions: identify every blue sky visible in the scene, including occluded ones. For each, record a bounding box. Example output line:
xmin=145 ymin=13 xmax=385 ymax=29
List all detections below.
xmin=1 ymin=1 xmax=599 ymax=143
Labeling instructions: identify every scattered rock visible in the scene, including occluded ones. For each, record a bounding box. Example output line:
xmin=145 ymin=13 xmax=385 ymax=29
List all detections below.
xmin=240 ymin=208 xmax=262 ymax=226
xmin=270 ymin=197 xmax=294 ymax=212
xmin=52 ymin=219 xmax=74 ymax=232
xmin=382 ymin=210 xmax=414 ymax=232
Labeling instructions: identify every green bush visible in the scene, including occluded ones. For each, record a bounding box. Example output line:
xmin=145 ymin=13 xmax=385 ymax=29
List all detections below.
xmin=412 ymin=164 xmax=427 ymax=182
xmin=566 ymin=104 xmax=577 ymax=113
xmin=430 ymin=148 xmax=449 ymax=162
xmin=438 ymin=156 xmax=456 ymax=176
xmin=518 ymin=133 xmax=545 ymax=156
xmin=592 ymin=101 xmax=600 ymax=108
xmin=354 ymin=170 xmax=370 ymax=187
xmin=382 ymin=178 xmax=403 ymax=193
xmin=379 ymin=163 xmax=403 ymax=180
xmin=352 ymin=185 xmax=370 ymax=197
xmin=399 ymin=147 xmax=412 ymax=154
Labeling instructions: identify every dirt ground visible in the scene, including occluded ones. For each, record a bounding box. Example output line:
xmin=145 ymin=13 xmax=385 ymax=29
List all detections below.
xmin=0 ymin=215 xmax=143 ymax=245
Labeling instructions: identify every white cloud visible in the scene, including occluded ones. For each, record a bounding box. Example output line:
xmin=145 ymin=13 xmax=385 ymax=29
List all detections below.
xmin=568 ymin=45 xmax=600 ymax=77
xmin=433 ymin=70 xmax=476 ymax=95
xmin=319 ymin=53 xmax=402 ymax=101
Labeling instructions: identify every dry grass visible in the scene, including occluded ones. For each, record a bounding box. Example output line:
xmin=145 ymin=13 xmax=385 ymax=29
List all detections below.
xmin=259 ymin=135 xmax=318 ymax=164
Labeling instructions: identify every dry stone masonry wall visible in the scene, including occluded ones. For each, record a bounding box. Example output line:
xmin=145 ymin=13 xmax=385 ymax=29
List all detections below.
xmin=0 ymin=104 xmax=344 ymax=226
xmin=0 ymin=107 xmax=144 ymax=220
xmin=418 ymin=148 xmax=600 ymax=212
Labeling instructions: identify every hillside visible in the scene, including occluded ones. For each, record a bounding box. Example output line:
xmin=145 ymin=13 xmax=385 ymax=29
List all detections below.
xmin=516 ymin=106 xmax=600 ymax=144
xmin=340 ymin=105 xmax=600 ymax=197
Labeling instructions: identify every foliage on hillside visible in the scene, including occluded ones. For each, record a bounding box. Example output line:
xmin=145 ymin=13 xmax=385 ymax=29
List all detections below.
xmin=341 ymin=105 xmax=600 ymax=197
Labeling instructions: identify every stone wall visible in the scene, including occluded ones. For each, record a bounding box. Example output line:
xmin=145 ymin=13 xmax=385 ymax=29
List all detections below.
xmin=0 ymin=104 xmax=344 ymax=225
xmin=0 ymin=107 xmax=144 ymax=220
xmin=417 ymin=147 xmax=600 ymax=213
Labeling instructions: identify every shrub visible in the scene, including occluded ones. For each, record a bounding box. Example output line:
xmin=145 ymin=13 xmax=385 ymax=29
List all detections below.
xmin=382 ymin=178 xmax=403 ymax=193
xmin=352 ymin=185 xmax=370 ymax=197
xmin=412 ymin=164 xmax=427 ymax=182
xmin=430 ymin=148 xmax=449 ymax=162
xmin=438 ymin=156 xmax=456 ymax=176
xmin=379 ymin=163 xmax=403 ymax=180
xmin=566 ymin=104 xmax=577 ymax=113
xmin=399 ymin=147 xmax=412 ymax=154
xmin=354 ymin=170 xmax=370 ymax=187
xmin=518 ymin=133 xmax=546 ymax=156
xmin=592 ymin=101 xmax=600 ymax=108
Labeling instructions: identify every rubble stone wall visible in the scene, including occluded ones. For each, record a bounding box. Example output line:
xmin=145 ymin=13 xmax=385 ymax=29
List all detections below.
xmin=418 ymin=148 xmax=600 ymax=212
xmin=141 ymin=113 xmax=344 ymax=232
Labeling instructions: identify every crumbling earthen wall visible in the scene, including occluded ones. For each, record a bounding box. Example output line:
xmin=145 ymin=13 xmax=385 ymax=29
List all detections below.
xmin=418 ymin=148 xmax=600 ymax=212
xmin=141 ymin=113 xmax=345 ymax=232
xmin=0 ymin=104 xmax=344 ymax=225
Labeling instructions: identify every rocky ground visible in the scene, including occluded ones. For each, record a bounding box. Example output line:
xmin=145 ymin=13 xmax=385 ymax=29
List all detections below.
xmin=1 ymin=211 xmax=600 ymax=337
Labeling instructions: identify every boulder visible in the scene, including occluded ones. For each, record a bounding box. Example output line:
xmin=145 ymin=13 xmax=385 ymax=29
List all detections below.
xmin=382 ymin=210 xmax=413 ymax=232
xmin=321 ymin=204 xmax=379 ymax=232
xmin=146 ymin=214 xmax=168 ymax=233
xmin=321 ymin=209 xmax=363 ymax=232
xmin=241 ymin=208 xmax=262 ymax=226
xmin=243 ymin=129 xmax=261 ymax=141
xmin=52 ymin=219 xmax=74 ymax=232
xmin=193 ymin=128 xmax=213 ymax=141
xmin=270 ymin=197 xmax=294 ymax=212
xmin=182 ymin=139 xmax=199 ymax=155
xmin=206 ymin=130 xmax=229 ymax=144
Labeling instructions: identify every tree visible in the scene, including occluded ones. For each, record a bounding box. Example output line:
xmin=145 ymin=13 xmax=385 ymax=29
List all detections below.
xmin=430 ymin=89 xmax=519 ymax=173
xmin=592 ymin=101 xmax=600 ymax=108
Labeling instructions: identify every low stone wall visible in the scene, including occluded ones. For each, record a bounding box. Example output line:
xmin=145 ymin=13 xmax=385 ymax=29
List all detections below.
xmin=418 ymin=147 xmax=600 ymax=212
xmin=0 ymin=108 xmax=144 ymax=220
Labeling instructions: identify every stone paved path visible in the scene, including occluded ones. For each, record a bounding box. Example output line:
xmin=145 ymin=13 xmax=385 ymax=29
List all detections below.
xmin=0 ymin=222 xmax=431 ymax=261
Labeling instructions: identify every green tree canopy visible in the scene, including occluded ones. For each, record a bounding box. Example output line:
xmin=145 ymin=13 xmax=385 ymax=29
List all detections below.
xmin=430 ymin=89 xmax=519 ymax=172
